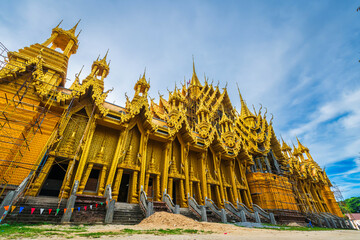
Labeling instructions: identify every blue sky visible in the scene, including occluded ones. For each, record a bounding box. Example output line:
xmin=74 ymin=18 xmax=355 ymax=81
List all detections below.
xmin=1 ymin=0 xmax=359 ymax=198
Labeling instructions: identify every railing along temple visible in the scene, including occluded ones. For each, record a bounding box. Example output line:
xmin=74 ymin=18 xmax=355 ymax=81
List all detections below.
xmin=224 ymin=200 xmax=247 ymax=222
xmin=140 ymin=187 xmax=153 ymax=217
xmin=252 ymin=204 xmax=276 ymax=225
xmin=188 ymin=196 xmax=207 ymax=221
xmin=205 ymin=198 xmax=227 ymax=223
xmin=163 ymin=192 xmax=179 ymax=214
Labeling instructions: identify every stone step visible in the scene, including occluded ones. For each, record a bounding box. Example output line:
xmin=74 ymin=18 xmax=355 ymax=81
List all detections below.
xmin=180 ymin=208 xmax=200 ymax=221
xmin=112 ymin=202 xmax=145 ymax=224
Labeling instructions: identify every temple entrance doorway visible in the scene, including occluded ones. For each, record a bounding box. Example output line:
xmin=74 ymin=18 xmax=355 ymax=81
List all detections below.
xmin=84 ymin=169 xmax=100 ymax=193
xmin=118 ymin=173 xmax=130 ymax=202
xmin=39 ymin=163 xmax=68 ymax=197
xmin=147 ymin=177 xmax=154 ymax=200
xmin=172 ymin=179 xmax=179 ymax=205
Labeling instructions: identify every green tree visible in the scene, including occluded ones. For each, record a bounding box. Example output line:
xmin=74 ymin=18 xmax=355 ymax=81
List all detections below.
xmin=343 ymin=197 xmax=360 ymax=213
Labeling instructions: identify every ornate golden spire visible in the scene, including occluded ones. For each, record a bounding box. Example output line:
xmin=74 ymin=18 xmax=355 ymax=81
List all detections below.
xmin=189 ymin=57 xmax=202 ymax=100
xmin=281 ymin=137 xmax=292 ymax=152
xmin=42 ymin=20 xmax=81 ymax=57
xmin=134 ymin=68 xmax=150 ymax=97
xmin=190 ymin=57 xmax=201 ymax=87
xmin=292 ymin=144 xmax=301 ymax=157
xmin=69 ymin=19 xmax=81 ymax=34
xmin=236 ymin=84 xmax=254 ymax=119
xmin=296 ymin=137 xmax=309 ymax=153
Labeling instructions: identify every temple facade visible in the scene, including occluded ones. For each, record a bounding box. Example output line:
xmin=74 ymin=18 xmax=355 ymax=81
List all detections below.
xmin=0 ymin=21 xmax=342 ymax=219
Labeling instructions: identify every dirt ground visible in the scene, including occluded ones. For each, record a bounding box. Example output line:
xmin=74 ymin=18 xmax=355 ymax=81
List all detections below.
xmin=26 ymin=212 xmax=360 ymax=240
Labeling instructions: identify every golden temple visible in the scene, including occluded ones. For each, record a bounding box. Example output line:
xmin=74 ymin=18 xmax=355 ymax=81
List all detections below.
xmin=0 ymin=21 xmax=345 ymax=224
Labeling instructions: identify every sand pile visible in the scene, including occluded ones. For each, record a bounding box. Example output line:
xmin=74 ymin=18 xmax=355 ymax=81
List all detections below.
xmin=137 ymin=211 xmax=249 ymax=233
xmin=138 ymin=211 xmax=204 ymax=229
xmin=287 ymin=222 xmax=305 ymax=227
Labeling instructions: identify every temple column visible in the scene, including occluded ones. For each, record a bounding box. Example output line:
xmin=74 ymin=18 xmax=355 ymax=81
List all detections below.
xmin=217 ymin=155 xmax=225 ymax=206
xmin=200 ymin=153 xmax=208 ymax=199
xmin=155 ymin=174 xmax=161 ymax=201
xmin=43 ymin=33 xmax=59 ymax=46
xmin=139 ymin=131 xmax=149 ymax=193
xmin=161 ymin=142 xmax=171 ymax=194
xmin=167 ymin=177 xmax=173 ymax=197
xmin=64 ymin=40 xmax=75 ymax=57
xmin=229 ymin=160 xmax=239 ymax=203
xmin=129 ymin=171 xmax=139 ymax=203
xmin=73 ymin=118 xmax=97 ymax=192
xmin=106 ymin=129 xmax=128 ymax=189
xmin=223 ymin=187 xmax=228 ymax=201
xmin=189 ymin=180 xmax=193 ymax=198
xmin=144 ymin=173 xmax=150 ymax=194
xmin=112 ymin=168 xmax=123 ymax=201
xmin=78 ymin=163 xmax=93 ymax=194
xmin=180 ymin=179 xmax=186 ymax=207
xmin=59 ymin=159 xmax=76 ymax=198
xmin=196 ymin=182 xmax=203 ymax=204
xmin=184 ymin=144 xmax=190 ymax=200
xmin=215 ymin=185 xmax=222 ymax=207
xmin=98 ymin=165 xmax=107 ymax=196
xmin=207 ymin=184 xmax=211 ymax=200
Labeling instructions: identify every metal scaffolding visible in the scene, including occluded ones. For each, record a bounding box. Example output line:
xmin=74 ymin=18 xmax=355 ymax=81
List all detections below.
xmin=0 ymin=42 xmax=73 ymax=198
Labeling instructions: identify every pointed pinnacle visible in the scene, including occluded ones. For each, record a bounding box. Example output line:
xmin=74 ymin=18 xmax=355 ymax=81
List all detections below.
xmin=143 ymin=67 xmax=146 ymax=79
xmin=236 ymin=83 xmax=244 ymax=103
xmin=192 ymin=55 xmax=196 ymax=74
xmin=77 ymin=65 xmax=84 ymax=77
xmin=72 ymin=19 xmax=81 ymax=31
xmin=76 ymin=29 xmax=82 ymax=38
xmin=55 ymin=19 xmax=63 ymax=28
xmin=103 ymin=49 xmax=109 ymax=60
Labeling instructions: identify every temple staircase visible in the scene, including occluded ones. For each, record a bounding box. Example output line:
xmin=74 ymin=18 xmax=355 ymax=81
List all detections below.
xmin=113 ymin=202 xmax=144 ymax=225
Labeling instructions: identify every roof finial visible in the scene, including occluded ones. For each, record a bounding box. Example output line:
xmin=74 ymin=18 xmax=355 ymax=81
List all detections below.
xmin=73 ymin=19 xmax=81 ymax=30
xmin=55 ymin=19 xmax=63 ymax=28
xmin=143 ymin=67 xmax=146 ymax=79
xmin=252 ymin=104 xmax=257 ymax=114
xmin=103 ymin=49 xmax=109 ymax=60
xmin=237 ymin=82 xmax=254 ymax=118
xmin=236 ymin=83 xmax=244 ymax=103
xmin=69 ymin=19 xmax=81 ymax=34
xmin=192 ymin=55 xmax=195 ymax=74
xmin=76 ymin=65 xmax=84 ymax=78
xmin=76 ymin=29 xmax=82 ymax=38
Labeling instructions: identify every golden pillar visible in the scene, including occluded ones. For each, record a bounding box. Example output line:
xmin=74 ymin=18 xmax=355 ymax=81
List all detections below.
xmin=129 ymin=171 xmax=139 ymax=203
xmin=139 ymin=131 xmax=149 ymax=193
xmin=161 ymin=142 xmax=171 ymax=195
xmin=78 ymin=163 xmax=94 ymax=194
xmin=106 ymin=129 xmax=128 ymax=189
xmin=112 ymin=168 xmax=123 ymax=201
xmin=229 ymin=160 xmax=239 ymax=204
xmin=98 ymin=165 xmax=107 ymax=196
